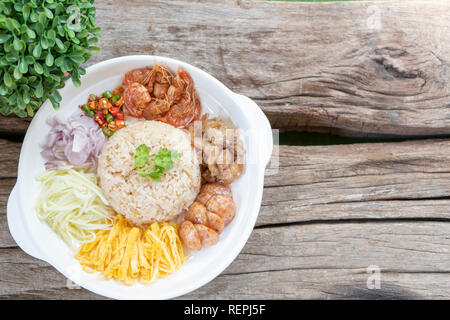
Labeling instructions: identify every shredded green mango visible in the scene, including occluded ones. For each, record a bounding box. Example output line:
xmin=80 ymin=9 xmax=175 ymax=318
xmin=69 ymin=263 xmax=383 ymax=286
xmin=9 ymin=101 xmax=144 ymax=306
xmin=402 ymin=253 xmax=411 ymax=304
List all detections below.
xmin=35 ymin=168 xmax=114 ymax=250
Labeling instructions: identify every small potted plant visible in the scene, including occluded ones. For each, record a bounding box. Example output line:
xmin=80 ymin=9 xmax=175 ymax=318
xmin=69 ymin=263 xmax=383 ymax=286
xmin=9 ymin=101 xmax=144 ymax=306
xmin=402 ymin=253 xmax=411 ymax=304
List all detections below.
xmin=0 ymin=0 xmax=101 ymax=117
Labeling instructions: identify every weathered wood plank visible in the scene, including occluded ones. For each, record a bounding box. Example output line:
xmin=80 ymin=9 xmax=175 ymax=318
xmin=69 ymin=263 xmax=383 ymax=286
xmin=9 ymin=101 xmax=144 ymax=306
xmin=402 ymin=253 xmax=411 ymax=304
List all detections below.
xmin=2 ymin=138 xmax=450 ymax=238
xmin=260 ymin=200 xmax=450 ymax=227
xmin=0 ymin=117 xmax=30 ymax=137
xmin=1 ymin=221 xmax=449 ymax=299
xmin=92 ymin=0 xmax=450 ymax=137
xmin=0 ymin=178 xmax=17 ymax=248
xmin=0 ymin=139 xmax=20 ymax=178
xmin=1 ymin=1 xmax=449 ymax=137
xmin=235 ymin=222 xmax=450 ymax=274
xmin=0 ymin=217 xmax=15 ymax=248
xmin=1 ymin=0 xmax=449 ymax=301
xmin=260 ymin=139 xmax=450 ymax=225
xmin=2 ymin=137 xmax=450 ymax=299
xmin=182 ymin=270 xmax=450 ymax=300
xmin=0 ymin=139 xmax=21 ymax=248
xmin=3 ymin=269 xmax=449 ymax=300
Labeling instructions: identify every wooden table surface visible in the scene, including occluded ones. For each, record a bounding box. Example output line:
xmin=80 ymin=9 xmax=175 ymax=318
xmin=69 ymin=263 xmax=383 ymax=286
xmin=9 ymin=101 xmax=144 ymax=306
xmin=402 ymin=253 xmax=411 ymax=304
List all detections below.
xmin=1 ymin=0 xmax=450 ymax=299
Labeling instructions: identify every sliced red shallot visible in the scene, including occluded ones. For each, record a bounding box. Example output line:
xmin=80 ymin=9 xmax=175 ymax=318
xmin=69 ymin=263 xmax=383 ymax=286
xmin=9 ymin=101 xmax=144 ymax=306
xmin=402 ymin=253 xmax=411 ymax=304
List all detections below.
xmin=41 ymin=113 xmax=106 ymax=170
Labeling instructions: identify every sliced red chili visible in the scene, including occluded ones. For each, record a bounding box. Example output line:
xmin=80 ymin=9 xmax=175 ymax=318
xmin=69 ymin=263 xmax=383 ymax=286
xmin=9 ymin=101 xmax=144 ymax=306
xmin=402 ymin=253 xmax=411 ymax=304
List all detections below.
xmin=94 ymin=110 xmax=106 ymax=127
xmin=109 ymin=106 xmax=120 ymax=117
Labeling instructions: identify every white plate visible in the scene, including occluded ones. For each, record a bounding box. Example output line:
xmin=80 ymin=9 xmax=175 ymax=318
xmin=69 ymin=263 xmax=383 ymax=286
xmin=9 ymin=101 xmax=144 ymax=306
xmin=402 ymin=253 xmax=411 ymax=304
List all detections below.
xmin=7 ymin=55 xmax=273 ymax=300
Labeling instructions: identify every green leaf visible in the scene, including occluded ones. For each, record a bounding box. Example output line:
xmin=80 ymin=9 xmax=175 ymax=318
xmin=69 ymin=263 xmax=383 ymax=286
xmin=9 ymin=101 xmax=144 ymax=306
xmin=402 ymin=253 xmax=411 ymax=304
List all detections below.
xmin=41 ymin=37 xmax=48 ymax=50
xmin=5 ymin=53 xmax=17 ymax=63
xmin=15 ymin=110 xmax=28 ymax=118
xmin=71 ymin=36 xmax=80 ymax=44
xmin=0 ymin=34 xmax=11 ymax=43
xmin=48 ymin=90 xmax=61 ymax=108
xmin=69 ymin=55 xmax=84 ymax=64
xmin=11 ymin=19 xmax=20 ymax=30
xmin=47 ymin=29 xmax=56 ymax=40
xmin=22 ymin=86 xmax=30 ymax=104
xmin=26 ymin=105 xmax=34 ymax=117
xmin=43 ymin=7 xmax=53 ymax=19
xmin=13 ymin=3 xmax=23 ymax=12
xmin=54 ymin=55 xmax=64 ymax=67
xmin=42 ymin=64 xmax=50 ymax=76
xmin=135 ymin=144 xmax=150 ymax=168
xmin=34 ymin=61 xmax=43 ymax=74
xmin=22 ymin=5 xmax=30 ymax=22
xmin=67 ymin=28 xmax=75 ymax=38
xmin=77 ymin=30 xmax=89 ymax=39
xmin=78 ymin=66 xmax=86 ymax=75
xmin=53 ymin=89 xmax=61 ymax=102
xmin=24 ymin=55 xmax=34 ymax=64
xmin=3 ymin=72 xmax=12 ymax=87
xmin=72 ymin=77 xmax=81 ymax=87
xmin=8 ymin=92 xmax=17 ymax=104
xmin=2 ymin=3 xmax=11 ymax=15
xmin=60 ymin=58 xmax=71 ymax=72
xmin=38 ymin=12 xmax=46 ymax=25
xmin=30 ymin=11 xmax=38 ymax=23
xmin=19 ymin=59 xmax=28 ymax=73
xmin=13 ymin=37 xmax=23 ymax=51
xmin=34 ymin=22 xmax=44 ymax=35
xmin=80 ymin=2 xmax=93 ymax=9
xmin=26 ymin=27 xmax=36 ymax=39
xmin=3 ymin=43 xmax=11 ymax=54
xmin=51 ymin=15 xmax=60 ymax=28
xmin=13 ymin=66 xmax=22 ymax=80
xmin=32 ymin=43 xmax=42 ymax=57
xmin=89 ymin=45 xmax=100 ymax=52
xmin=4 ymin=19 xmax=16 ymax=32
xmin=56 ymin=24 xmax=64 ymax=37
xmin=0 ymin=85 xmax=8 ymax=95
xmin=54 ymin=37 xmax=64 ymax=50
xmin=69 ymin=49 xmax=84 ymax=56
xmin=87 ymin=37 xmax=98 ymax=45
xmin=34 ymin=81 xmax=43 ymax=98
xmin=46 ymin=37 xmax=55 ymax=48
xmin=0 ymin=106 xmax=12 ymax=116
xmin=28 ymin=75 xmax=37 ymax=82
xmin=135 ymin=147 xmax=180 ymax=181
xmin=17 ymin=94 xmax=26 ymax=110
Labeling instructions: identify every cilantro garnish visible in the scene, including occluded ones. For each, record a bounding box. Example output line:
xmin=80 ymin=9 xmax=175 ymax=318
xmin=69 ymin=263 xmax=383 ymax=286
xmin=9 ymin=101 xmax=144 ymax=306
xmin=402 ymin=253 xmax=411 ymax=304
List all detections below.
xmin=134 ymin=144 xmax=180 ymax=181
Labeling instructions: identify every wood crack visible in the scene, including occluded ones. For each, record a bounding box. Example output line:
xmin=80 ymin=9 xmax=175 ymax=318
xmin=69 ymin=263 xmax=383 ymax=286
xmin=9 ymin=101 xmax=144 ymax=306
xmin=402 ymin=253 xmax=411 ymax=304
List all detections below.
xmin=254 ymin=218 xmax=450 ymax=230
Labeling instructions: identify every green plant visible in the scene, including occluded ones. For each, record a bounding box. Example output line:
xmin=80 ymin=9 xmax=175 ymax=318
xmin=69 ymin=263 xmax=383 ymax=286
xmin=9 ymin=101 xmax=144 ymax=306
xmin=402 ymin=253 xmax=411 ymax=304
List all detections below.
xmin=0 ymin=0 xmax=101 ymax=117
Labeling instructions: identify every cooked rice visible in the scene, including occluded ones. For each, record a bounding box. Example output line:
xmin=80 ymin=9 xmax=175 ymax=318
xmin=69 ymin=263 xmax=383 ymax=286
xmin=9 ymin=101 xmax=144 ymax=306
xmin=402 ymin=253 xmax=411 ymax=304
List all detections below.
xmin=97 ymin=120 xmax=201 ymax=226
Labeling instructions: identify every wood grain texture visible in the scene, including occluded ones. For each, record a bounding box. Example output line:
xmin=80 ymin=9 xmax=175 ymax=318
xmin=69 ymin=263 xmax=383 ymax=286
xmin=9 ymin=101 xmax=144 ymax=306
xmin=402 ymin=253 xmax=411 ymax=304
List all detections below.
xmin=3 ymin=270 xmax=449 ymax=300
xmin=1 ymin=0 xmax=449 ymax=137
xmin=3 ymin=138 xmax=450 ymax=229
xmin=1 ymin=0 xmax=450 ymax=300
xmin=1 ymin=222 xmax=449 ymax=299
xmin=260 ymin=139 xmax=450 ymax=225
xmin=1 ymin=138 xmax=450 ymax=299
xmin=0 ymin=139 xmax=20 ymax=178
xmin=92 ymin=0 xmax=450 ymax=137
xmin=0 ymin=116 xmax=30 ymax=137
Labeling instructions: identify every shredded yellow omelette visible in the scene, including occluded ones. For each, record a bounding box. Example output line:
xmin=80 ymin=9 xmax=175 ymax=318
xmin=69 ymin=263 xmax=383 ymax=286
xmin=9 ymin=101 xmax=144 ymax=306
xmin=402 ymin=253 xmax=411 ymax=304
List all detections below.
xmin=76 ymin=215 xmax=184 ymax=285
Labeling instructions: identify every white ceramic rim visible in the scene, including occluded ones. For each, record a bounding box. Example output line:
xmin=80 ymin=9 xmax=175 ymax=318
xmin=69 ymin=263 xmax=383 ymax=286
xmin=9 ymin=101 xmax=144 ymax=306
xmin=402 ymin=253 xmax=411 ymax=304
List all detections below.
xmin=13 ymin=55 xmax=272 ymax=300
